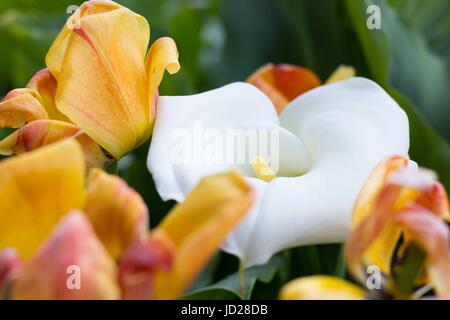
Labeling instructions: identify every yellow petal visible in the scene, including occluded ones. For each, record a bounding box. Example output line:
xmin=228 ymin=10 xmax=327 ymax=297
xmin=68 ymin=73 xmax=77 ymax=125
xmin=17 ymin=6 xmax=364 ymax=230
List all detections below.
xmin=46 ymin=0 xmax=123 ymax=79
xmin=325 ymin=65 xmax=356 ymax=84
xmin=145 ymin=37 xmax=180 ymax=119
xmin=26 ymin=69 xmax=71 ymax=122
xmin=395 ymin=210 xmax=450 ymax=296
xmin=50 ymin=6 xmax=152 ymax=159
xmin=0 ymin=120 xmax=80 ymax=155
xmin=0 ymin=140 xmax=86 ymax=260
xmin=153 ymin=171 xmax=253 ymax=299
xmin=84 ymin=169 xmax=148 ymax=260
xmin=280 ymin=276 xmax=366 ymax=300
xmin=346 ymin=156 xmax=409 ymax=280
xmin=246 ymin=63 xmax=321 ymax=113
xmin=0 ymin=88 xmax=48 ymax=128
xmin=12 ymin=211 xmax=120 ymax=300
xmin=0 ymin=120 xmax=110 ymax=169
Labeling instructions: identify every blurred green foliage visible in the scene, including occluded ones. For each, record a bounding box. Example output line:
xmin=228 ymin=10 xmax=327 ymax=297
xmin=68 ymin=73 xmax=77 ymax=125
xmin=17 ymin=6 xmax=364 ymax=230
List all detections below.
xmin=0 ymin=0 xmax=449 ymax=299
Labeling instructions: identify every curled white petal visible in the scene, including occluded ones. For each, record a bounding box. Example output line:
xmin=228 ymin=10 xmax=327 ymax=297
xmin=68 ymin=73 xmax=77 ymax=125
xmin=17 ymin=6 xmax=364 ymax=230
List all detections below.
xmin=148 ymin=78 xmax=410 ymax=267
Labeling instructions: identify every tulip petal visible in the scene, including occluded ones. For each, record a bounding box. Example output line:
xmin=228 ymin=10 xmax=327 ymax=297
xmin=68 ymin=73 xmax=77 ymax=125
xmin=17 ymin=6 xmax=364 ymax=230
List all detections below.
xmin=0 ymin=140 xmax=85 ymax=260
xmin=0 ymin=120 xmax=110 ymax=169
xmin=0 ymin=249 xmax=22 ymax=299
xmin=46 ymin=0 xmax=123 ymax=79
xmin=84 ymin=169 xmax=148 ymax=260
xmin=26 ymin=69 xmax=71 ymax=122
xmin=280 ymin=276 xmax=366 ymax=300
xmin=153 ymin=171 xmax=253 ymax=299
xmin=52 ymin=6 xmax=152 ymax=159
xmin=325 ymin=65 xmax=356 ymax=84
xmin=119 ymin=230 xmax=174 ymax=300
xmin=122 ymin=172 xmax=253 ymax=299
xmin=346 ymin=160 xmax=448 ymax=286
xmin=148 ymin=78 xmax=409 ymax=267
xmin=146 ymin=37 xmax=180 ymax=118
xmin=0 ymin=88 xmax=48 ymax=128
xmin=247 ymin=63 xmax=321 ymax=113
xmin=395 ymin=210 xmax=450 ymax=296
xmin=12 ymin=211 xmax=120 ymax=300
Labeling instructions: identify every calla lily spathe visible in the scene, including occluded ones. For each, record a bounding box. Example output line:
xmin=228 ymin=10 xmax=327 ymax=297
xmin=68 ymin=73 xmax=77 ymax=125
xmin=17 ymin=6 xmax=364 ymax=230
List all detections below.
xmin=0 ymin=140 xmax=253 ymax=299
xmin=147 ymin=74 xmax=410 ymax=267
xmin=0 ymin=0 xmax=180 ymax=164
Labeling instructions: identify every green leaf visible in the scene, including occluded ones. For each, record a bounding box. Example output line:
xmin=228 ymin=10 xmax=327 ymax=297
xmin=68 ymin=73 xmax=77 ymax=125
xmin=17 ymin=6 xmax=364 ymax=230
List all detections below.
xmin=345 ymin=0 xmax=450 ymax=190
xmin=185 ymin=254 xmax=284 ymax=300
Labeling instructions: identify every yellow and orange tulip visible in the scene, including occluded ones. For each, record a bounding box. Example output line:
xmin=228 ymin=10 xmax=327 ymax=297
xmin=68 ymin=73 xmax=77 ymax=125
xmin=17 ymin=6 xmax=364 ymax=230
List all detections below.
xmin=0 ymin=140 xmax=253 ymax=299
xmin=0 ymin=0 xmax=180 ymax=166
xmin=280 ymin=155 xmax=450 ymax=300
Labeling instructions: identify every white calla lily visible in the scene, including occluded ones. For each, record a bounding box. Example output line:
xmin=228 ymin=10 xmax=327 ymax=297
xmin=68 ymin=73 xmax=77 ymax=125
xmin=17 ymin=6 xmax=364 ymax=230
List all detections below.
xmin=148 ymin=77 xmax=410 ymax=267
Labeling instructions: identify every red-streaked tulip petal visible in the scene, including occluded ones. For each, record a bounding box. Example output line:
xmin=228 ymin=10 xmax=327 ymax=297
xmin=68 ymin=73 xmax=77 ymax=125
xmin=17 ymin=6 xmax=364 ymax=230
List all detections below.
xmin=346 ymin=155 xmax=410 ymax=281
xmin=0 ymin=249 xmax=22 ymax=299
xmin=153 ymin=171 xmax=253 ymax=299
xmin=51 ymin=6 xmax=151 ymax=159
xmin=84 ymin=169 xmax=148 ymax=260
xmin=11 ymin=211 xmax=120 ymax=300
xmin=46 ymin=0 xmax=123 ymax=79
xmin=395 ymin=210 xmax=450 ymax=296
xmin=119 ymin=230 xmax=174 ymax=300
xmin=0 ymin=88 xmax=48 ymax=128
xmin=0 ymin=120 xmax=110 ymax=169
xmin=0 ymin=140 xmax=86 ymax=260
xmin=247 ymin=63 xmax=321 ymax=113
xmin=280 ymin=276 xmax=366 ymax=300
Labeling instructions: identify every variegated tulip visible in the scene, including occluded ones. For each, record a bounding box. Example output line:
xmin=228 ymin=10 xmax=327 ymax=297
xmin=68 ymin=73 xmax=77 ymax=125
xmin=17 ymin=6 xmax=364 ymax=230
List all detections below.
xmin=0 ymin=140 xmax=253 ymax=299
xmin=280 ymin=156 xmax=450 ymax=300
xmin=0 ymin=0 xmax=180 ymax=167
xmin=147 ymin=63 xmax=409 ymax=267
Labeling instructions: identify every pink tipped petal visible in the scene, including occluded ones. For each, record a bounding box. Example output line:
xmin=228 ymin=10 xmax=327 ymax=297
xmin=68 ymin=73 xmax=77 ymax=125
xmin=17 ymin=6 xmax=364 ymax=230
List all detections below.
xmin=12 ymin=211 xmax=120 ymax=300
xmin=0 ymin=249 xmax=22 ymax=299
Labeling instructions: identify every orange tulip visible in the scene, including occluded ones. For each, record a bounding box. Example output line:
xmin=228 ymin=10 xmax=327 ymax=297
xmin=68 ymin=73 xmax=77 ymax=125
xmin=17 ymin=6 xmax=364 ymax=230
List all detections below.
xmin=0 ymin=0 xmax=180 ymax=166
xmin=0 ymin=140 xmax=252 ymax=299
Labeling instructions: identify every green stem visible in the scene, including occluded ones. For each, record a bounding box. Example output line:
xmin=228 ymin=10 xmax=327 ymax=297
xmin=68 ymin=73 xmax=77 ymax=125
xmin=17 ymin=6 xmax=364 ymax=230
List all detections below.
xmin=393 ymin=244 xmax=426 ymax=298
xmin=334 ymin=244 xmax=346 ymax=278
xmin=239 ymin=260 xmax=245 ymax=297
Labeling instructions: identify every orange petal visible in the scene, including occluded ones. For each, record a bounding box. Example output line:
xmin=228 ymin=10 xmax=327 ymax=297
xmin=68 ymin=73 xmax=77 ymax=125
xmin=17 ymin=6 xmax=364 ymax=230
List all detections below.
xmin=0 ymin=120 xmax=110 ymax=169
xmin=0 ymin=88 xmax=48 ymax=128
xmin=0 ymin=140 xmax=86 ymax=260
xmin=145 ymin=37 xmax=180 ymax=119
xmin=395 ymin=210 xmax=450 ymax=296
xmin=346 ymin=155 xmax=410 ymax=281
xmin=247 ymin=63 xmax=321 ymax=113
xmin=84 ymin=169 xmax=148 ymax=260
xmin=119 ymin=230 xmax=174 ymax=300
xmin=49 ymin=5 xmax=152 ymax=159
xmin=11 ymin=211 xmax=120 ymax=300
xmin=0 ymin=249 xmax=22 ymax=299
xmin=46 ymin=0 xmax=123 ymax=79
xmin=153 ymin=171 xmax=253 ymax=299
xmin=26 ymin=69 xmax=71 ymax=122
xmin=346 ymin=156 xmax=448 ymax=287
xmin=279 ymin=276 xmax=366 ymax=300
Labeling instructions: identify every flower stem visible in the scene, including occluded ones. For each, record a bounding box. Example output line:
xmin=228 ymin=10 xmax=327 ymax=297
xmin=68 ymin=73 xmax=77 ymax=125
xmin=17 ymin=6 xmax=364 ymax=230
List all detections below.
xmin=239 ymin=260 xmax=245 ymax=297
xmin=393 ymin=244 xmax=426 ymax=297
